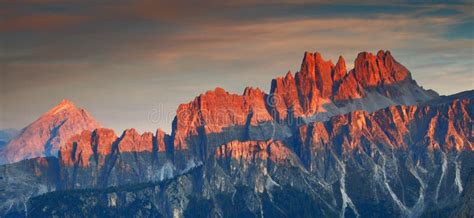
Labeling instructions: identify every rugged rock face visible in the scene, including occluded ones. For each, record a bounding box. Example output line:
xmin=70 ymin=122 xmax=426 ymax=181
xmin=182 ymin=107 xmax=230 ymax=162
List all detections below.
xmin=297 ymin=96 xmax=473 ymax=155
xmin=353 ymin=50 xmax=411 ymax=86
xmin=59 ymin=128 xmax=176 ymax=189
xmin=270 ymin=71 xmax=303 ymax=120
xmin=450 ymin=172 xmax=474 ymax=217
xmin=172 ymin=51 xmax=438 ymax=157
xmin=0 ymin=100 xmax=101 ymax=164
xmin=171 ymin=86 xmax=283 ymax=162
xmin=291 ymin=92 xmax=473 ymax=217
xmin=0 ymin=157 xmax=59 ymax=216
xmin=215 ymin=140 xmax=295 ymax=163
xmin=0 ymin=126 xmax=178 ymax=216
xmin=27 ymin=165 xmax=326 ymax=217
xmin=271 ymin=50 xmax=438 ymax=120
xmin=59 ymin=128 xmax=117 ymax=167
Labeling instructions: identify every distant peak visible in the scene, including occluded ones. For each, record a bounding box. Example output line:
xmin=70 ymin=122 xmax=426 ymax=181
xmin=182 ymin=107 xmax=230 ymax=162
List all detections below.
xmin=377 ymin=49 xmax=392 ymax=58
xmin=355 ymin=50 xmax=393 ymax=61
xmin=302 ymin=51 xmax=326 ymax=62
xmin=49 ymin=99 xmax=77 ymax=115
xmin=121 ymin=128 xmax=139 ymax=137
xmin=335 ymin=55 xmax=346 ymax=71
xmin=355 ymin=51 xmax=374 ymax=59
xmin=60 ymin=99 xmax=74 ymax=106
xmin=314 ymin=51 xmax=323 ymax=60
xmin=337 ymin=55 xmax=345 ymax=65
xmin=198 ymin=87 xmax=227 ymax=98
xmin=333 ymin=55 xmax=347 ymax=81
xmin=215 ymin=87 xmax=225 ymax=91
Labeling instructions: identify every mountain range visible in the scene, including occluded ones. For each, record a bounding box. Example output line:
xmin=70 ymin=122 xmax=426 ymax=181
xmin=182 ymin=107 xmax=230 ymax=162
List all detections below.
xmin=0 ymin=50 xmax=472 ymax=217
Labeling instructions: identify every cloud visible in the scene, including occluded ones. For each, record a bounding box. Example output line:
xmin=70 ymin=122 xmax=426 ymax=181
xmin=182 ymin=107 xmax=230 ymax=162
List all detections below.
xmin=0 ymin=14 xmax=91 ymax=32
xmin=136 ymin=14 xmax=461 ymax=64
xmin=2 ymin=0 xmax=469 ymax=32
xmin=3 ymin=5 xmax=471 ymax=88
xmin=1 ymin=0 xmax=472 ymax=132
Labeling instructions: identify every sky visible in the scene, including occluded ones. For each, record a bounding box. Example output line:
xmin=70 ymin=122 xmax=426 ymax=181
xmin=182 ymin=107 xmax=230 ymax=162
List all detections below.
xmin=1 ymin=0 xmax=473 ymax=134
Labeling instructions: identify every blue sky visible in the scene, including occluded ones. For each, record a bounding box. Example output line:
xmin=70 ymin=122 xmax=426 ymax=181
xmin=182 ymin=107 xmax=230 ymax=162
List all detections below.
xmin=1 ymin=0 xmax=473 ymax=133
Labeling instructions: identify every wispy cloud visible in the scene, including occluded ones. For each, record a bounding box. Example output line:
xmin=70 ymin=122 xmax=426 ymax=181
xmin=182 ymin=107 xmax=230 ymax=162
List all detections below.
xmin=0 ymin=14 xmax=91 ymax=32
xmin=1 ymin=0 xmax=472 ymax=132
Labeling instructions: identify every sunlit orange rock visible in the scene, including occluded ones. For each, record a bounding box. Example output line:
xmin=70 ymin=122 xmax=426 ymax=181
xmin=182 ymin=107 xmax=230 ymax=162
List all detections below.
xmin=353 ymin=50 xmax=411 ymax=87
xmin=171 ymin=50 xmax=437 ymax=153
xmin=333 ymin=71 xmax=365 ymax=101
xmin=295 ymin=52 xmax=322 ymax=114
xmin=60 ymin=128 xmax=117 ymax=167
xmin=172 ymin=87 xmax=273 ymax=150
xmin=60 ymin=130 xmax=93 ymax=167
xmin=92 ymin=128 xmax=117 ymax=156
xmin=155 ymin=128 xmax=168 ymax=152
xmin=332 ymin=55 xmax=347 ymax=82
xmin=270 ymin=71 xmax=303 ymax=119
xmin=1 ymin=99 xmax=102 ymax=164
xmin=298 ymin=96 xmax=473 ymax=153
xmin=118 ymin=128 xmax=153 ymax=153
xmin=215 ymin=140 xmax=293 ymax=163
xmin=60 ymin=127 xmax=171 ymax=168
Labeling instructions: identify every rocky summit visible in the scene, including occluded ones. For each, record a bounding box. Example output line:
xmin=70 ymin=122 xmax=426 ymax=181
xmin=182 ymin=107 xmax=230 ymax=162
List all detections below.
xmin=0 ymin=100 xmax=101 ymax=164
xmin=0 ymin=51 xmax=472 ymax=218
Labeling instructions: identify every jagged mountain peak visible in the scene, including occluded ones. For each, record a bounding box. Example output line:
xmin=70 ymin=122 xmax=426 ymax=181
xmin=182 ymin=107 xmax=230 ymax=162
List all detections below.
xmin=34 ymin=99 xmax=94 ymax=125
xmin=59 ymin=127 xmax=170 ymax=169
xmin=243 ymin=86 xmax=265 ymax=97
xmin=0 ymin=100 xmax=102 ymax=164
xmin=333 ymin=55 xmax=347 ymax=81
xmin=336 ymin=55 xmax=346 ymax=64
xmin=41 ymin=99 xmax=73 ymax=116
xmin=204 ymin=87 xmax=228 ymax=96
xmin=353 ymin=49 xmax=412 ymax=86
xmin=171 ymin=51 xmax=438 ymax=151
xmin=50 ymin=99 xmax=76 ymax=112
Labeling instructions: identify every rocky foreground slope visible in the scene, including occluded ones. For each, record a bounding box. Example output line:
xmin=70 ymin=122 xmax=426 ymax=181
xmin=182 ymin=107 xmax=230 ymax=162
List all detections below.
xmin=0 ymin=51 xmax=472 ymax=217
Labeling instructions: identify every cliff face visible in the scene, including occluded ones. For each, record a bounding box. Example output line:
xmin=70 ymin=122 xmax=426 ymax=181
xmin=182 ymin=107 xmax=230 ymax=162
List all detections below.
xmin=172 ymin=87 xmax=274 ymax=151
xmin=58 ymin=128 xmax=175 ymax=189
xmin=215 ymin=140 xmax=295 ymax=163
xmin=270 ymin=50 xmax=436 ymax=119
xmin=297 ymin=97 xmax=473 ymax=155
xmin=0 ymin=100 xmax=101 ymax=164
xmin=0 ymin=51 xmax=471 ymax=217
xmin=290 ymin=93 xmax=473 ymax=217
xmin=171 ymin=51 xmax=438 ymax=158
xmin=0 ymin=157 xmax=59 ymax=216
